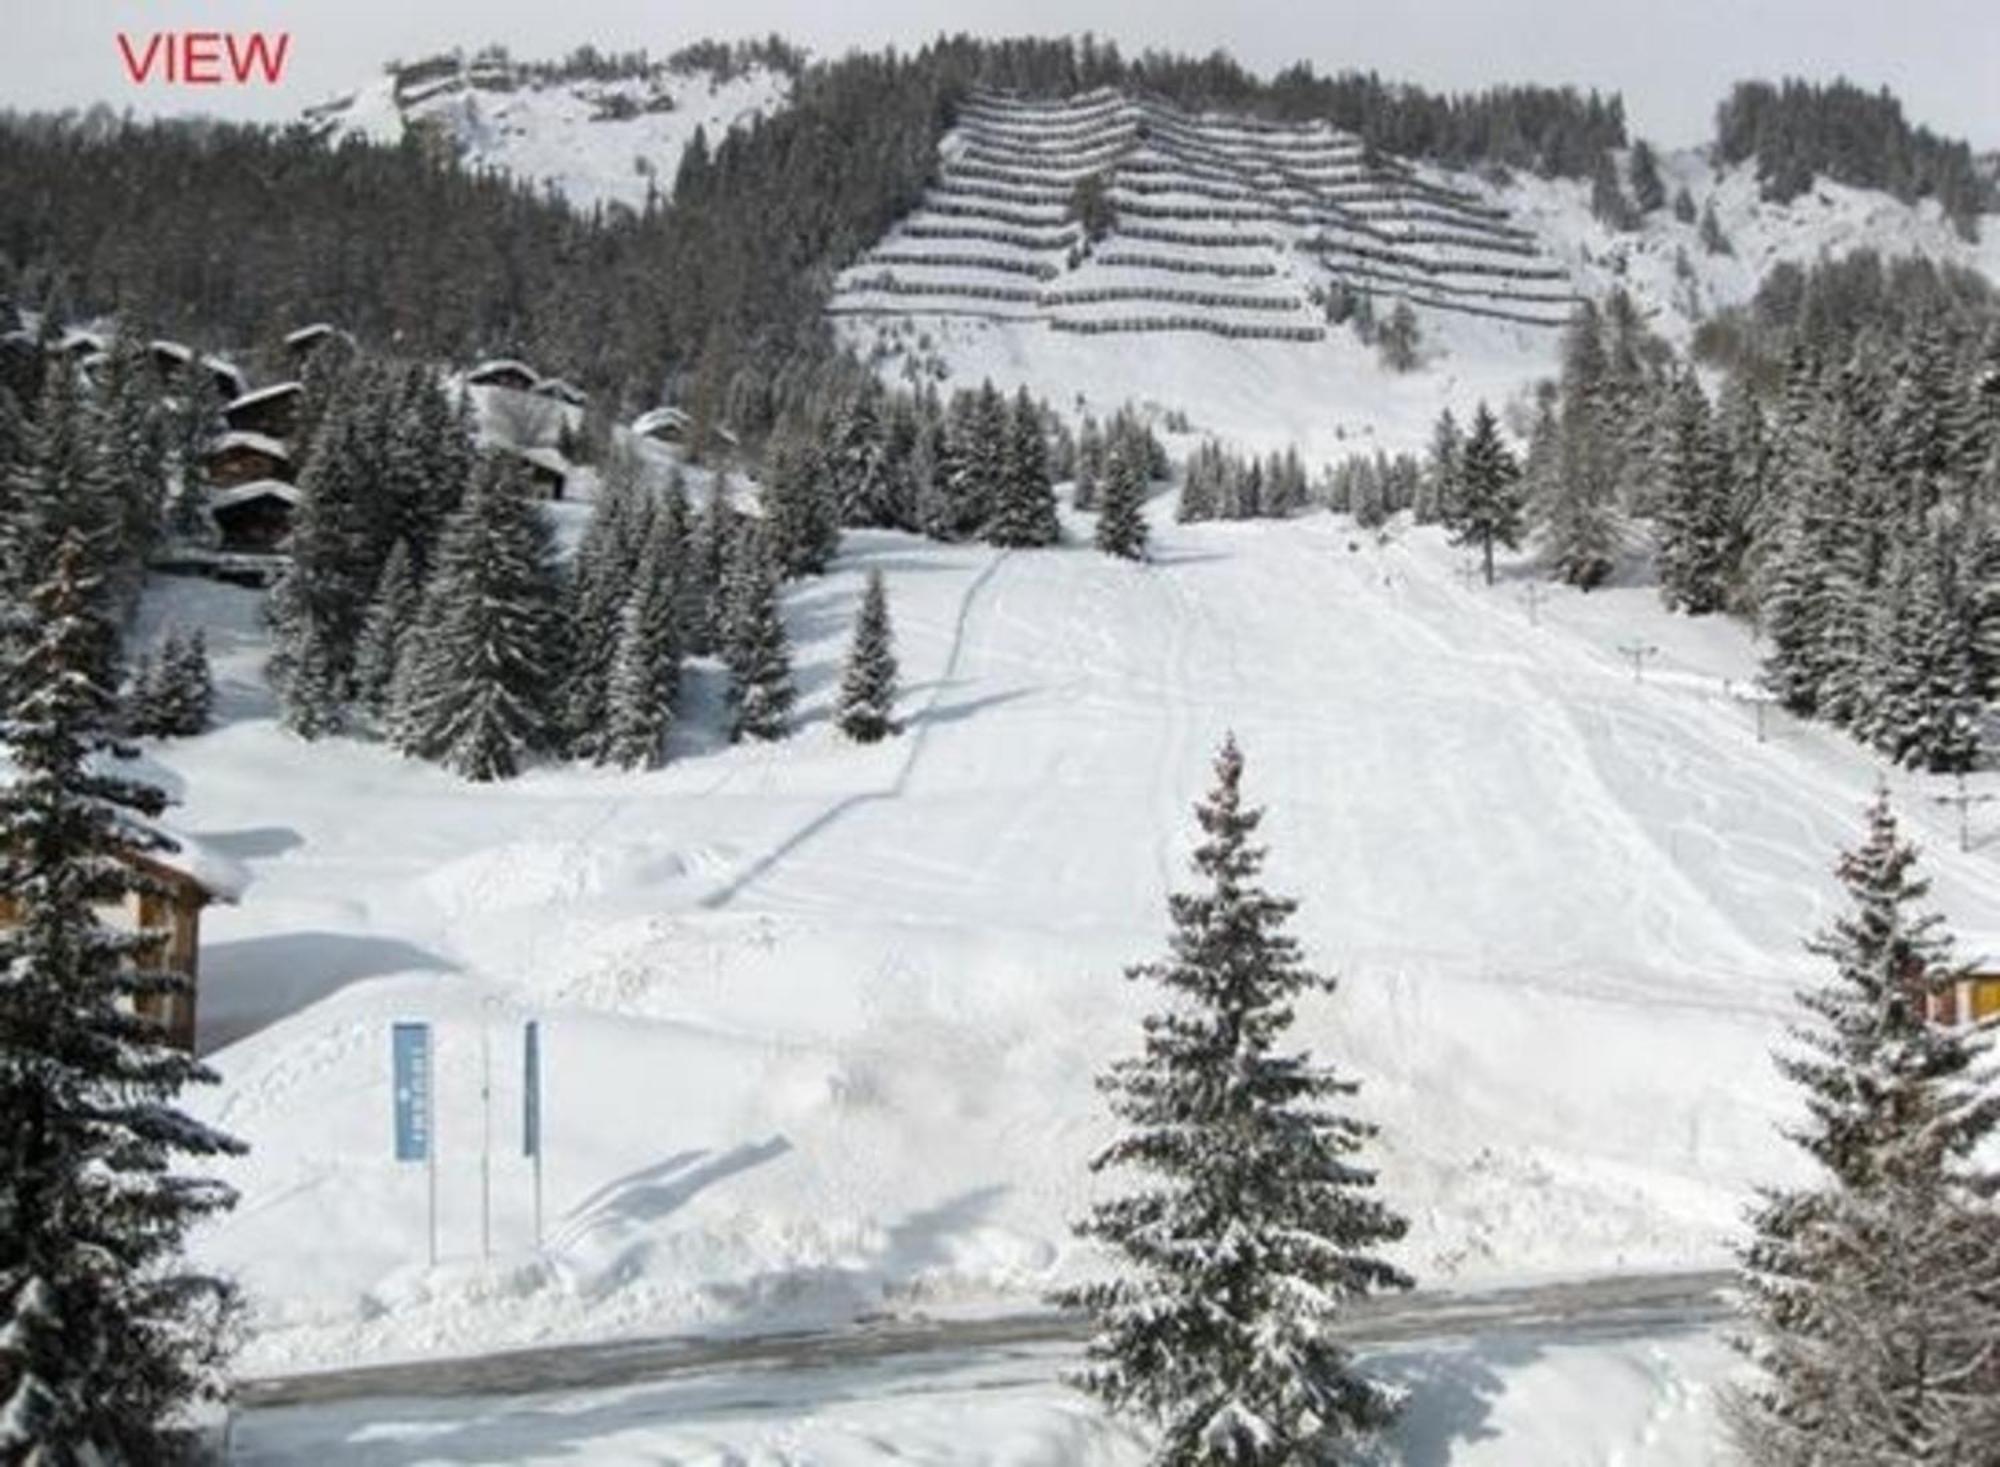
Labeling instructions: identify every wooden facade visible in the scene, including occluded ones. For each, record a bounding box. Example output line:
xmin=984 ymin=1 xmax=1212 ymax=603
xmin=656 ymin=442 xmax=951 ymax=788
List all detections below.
xmin=1926 ymin=970 xmax=2000 ymax=1028
xmin=210 ymin=481 xmax=300 ymax=554
xmin=223 ymin=381 xmax=303 ymax=440
xmin=206 ymin=432 xmax=293 ymax=489
xmin=0 ymin=853 xmax=224 ymax=1052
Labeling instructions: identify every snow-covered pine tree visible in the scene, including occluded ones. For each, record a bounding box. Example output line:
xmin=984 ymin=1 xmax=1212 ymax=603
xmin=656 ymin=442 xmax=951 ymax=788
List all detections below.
xmin=1418 ymin=407 xmax=1462 ymax=527
xmin=951 ymin=381 xmax=1009 ymax=538
xmin=1628 ymin=138 xmax=1666 ymax=213
xmin=835 ymin=569 xmax=899 ymax=743
xmin=724 ymin=528 xmax=795 ymax=743
xmin=1868 ymin=538 xmax=1983 ymax=774
xmin=600 ymin=508 xmax=683 ymax=770
xmin=1094 ymin=440 xmax=1149 ymax=561
xmin=831 ymin=381 xmax=898 ymax=528
xmin=2 ymin=358 xmax=120 ymax=680
xmin=1073 ymin=414 xmax=1104 ymax=513
xmin=1654 ymin=370 xmax=1732 ymax=614
xmin=0 ymin=538 xmax=245 ymax=1461
xmin=990 ymin=388 xmax=1061 ymax=547
xmin=909 ymin=407 xmax=952 ymax=539
xmin=269 ymin=393 xmax=379 ymax=736
xmin=353 ymin=539 xmax=420 ymax=723
xmin=1055 ymin=736 xmax=1414 ymax=1464
xmin=1729 ymin=788 xmax=2000 ymax=1466
xmin=391 ymin=456 xmax=561 ymax=780
xmin=762 ymin=424 xmax=840 ymax=576
xmin=163 ymin=628 xmax=215 ymax=737
xmin=562 ymin=459 xmax=655 ymax=759
xmin=1450 ymin=402 xmax=1524 ymax=585
xmin=131 ymin=628 xmax=215 ymax=740
xmin=683 ymin=476 xmax=733 ymax=657
xmin=95 ymin=322 xmax=168 ymax=604
xmin=1177 ymin=441 xmax=1219 ymax=523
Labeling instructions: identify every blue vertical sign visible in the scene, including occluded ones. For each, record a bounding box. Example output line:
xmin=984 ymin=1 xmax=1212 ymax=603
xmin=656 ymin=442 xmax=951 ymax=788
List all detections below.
xmin=522 ymin=1020 xmax=542 ymax=1158
xmin=392 ymin=1022 xmax=433 ymax=1163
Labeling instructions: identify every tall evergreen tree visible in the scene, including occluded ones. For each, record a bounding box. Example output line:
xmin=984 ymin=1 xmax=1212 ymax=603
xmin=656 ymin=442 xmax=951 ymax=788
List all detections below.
xmin=392 ymin=458 xmax=561 ymax=780
xmin=723 ymin=529 xmax=795 ymax=743
xmin=1056 ymin=737 xmax=1413 ymax=1464
xmin=835 ymin=569 xmax=899 ymax=743
xmin=269 ymin=392 xmax=379 ymax=736
xmin=352 ymin=539 xmax=420 ymax=724
xmin=600 ymin=509 xmax=683 ymax=770
xmin=1655 ymin=371 xmax=1732 ymax=614
xmin=0 ymin=539 xmax=245 ymax=1461
xmin=1094 ymin=441 xmax=1149 ymax=562
xmin=1449 ymin=402 xmax=1524 ymax=585
xmin=990 ymin=388 xmax=1060 ymax=547
xmin=1730 ymin=789 xmax=2000 ymax=1466
xmin=3 ymin=359 xmax=120 ymax=679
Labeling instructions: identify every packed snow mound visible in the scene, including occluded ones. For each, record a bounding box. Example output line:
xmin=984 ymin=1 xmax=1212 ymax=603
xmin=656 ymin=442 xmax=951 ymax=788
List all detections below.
xmin=305 ymin=54 xmax=790 ymax=214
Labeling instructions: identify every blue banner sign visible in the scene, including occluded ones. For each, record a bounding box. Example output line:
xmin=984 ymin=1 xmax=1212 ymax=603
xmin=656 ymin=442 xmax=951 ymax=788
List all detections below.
xmin=523 ymin=1020 xmax=542 ymax=1159
xmin=392 ymin=1021 xmax=433 ymax=1163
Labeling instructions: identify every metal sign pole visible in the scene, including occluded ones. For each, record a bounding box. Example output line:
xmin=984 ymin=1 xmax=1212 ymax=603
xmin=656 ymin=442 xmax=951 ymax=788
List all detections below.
xmin=393 ymin=1021 xmax=438 ymax=1267
xmin=524 ymin=1020 xmax=544 ymax=1251
xmin=479 ymin=1004 xmax=493 ymax=1264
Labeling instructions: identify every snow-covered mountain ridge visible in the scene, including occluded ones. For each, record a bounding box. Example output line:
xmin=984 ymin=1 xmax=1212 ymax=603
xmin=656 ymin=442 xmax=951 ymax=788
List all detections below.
xmin=828 ymin=86 xmax=2000 ymax=459
xmin=305 ymin=52 xmax=792 ymax=215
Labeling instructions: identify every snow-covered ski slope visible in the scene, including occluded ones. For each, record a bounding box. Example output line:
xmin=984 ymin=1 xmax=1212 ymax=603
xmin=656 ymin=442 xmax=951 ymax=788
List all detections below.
xmin=153 ymin=500 xmax=2000 ymax=1374
xmin=306 ymin=55 xmax=790 ymax=215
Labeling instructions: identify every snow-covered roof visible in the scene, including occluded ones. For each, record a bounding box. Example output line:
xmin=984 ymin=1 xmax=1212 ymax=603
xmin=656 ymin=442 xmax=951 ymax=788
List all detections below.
xmin=209 ymin=430 xmax=292 ymax=462
xmin=149 ymin=338 xmax=194 ymax=363
xmin=284 ymin=322 xmax=338 ymax=347
xmin=204 ymin=358 xmax=248 ymax=395
xmin=143 ymin=826 xmax=252 ymax=904
xmin=533 ymin=377 xmax=588 ymax=405
xmin=631 ymin=405 xmax=692 ymax=438
xmin=224 ymin=380 xmax=303 ymax=414
xmin=504 ymin=444 xmax=572 ymax=476
xmin=467 ymin=358 xmax=540 ymax=386
xmin=208 ymin=479 xmax=302 ymax=511
xmin=58 ymin=328 xmax=107 ymax=357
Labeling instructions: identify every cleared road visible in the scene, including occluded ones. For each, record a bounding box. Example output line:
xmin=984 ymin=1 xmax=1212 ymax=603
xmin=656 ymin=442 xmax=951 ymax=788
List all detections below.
xmin=237 ymin=1268 xmax=1734 ymax=1411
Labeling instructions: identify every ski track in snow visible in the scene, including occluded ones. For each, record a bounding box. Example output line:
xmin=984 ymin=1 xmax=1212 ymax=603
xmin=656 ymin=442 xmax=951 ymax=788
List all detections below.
xmin=698 ymin=549 xmax=1015 ymax=910
xmin=141 ymin=504 xmax=2000 ymax=1381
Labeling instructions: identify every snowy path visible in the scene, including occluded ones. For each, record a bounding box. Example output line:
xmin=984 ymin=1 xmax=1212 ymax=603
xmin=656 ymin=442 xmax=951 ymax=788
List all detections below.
xmin=145 ymin=506 xmax=2000 ymax=1374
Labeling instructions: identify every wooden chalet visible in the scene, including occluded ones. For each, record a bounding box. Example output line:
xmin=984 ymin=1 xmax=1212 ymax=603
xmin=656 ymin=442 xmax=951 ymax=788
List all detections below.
xmin=1925 ymin=939 xmax=2000 ymax=1028
xmin=285 ymin=322 xmax=355 ymax=369
xmin=223 ymin=380 xmax=303 ymax=440
xmin=205 ymin=357 xmax=249 ymax=401
xmin=205 ymin=430 xmax=293 ymax=489
xmin=149 ymin=337 xmax=196 ymax=380
xmin=209 ymin=480 xmax=300 ymax=554
xmin=499 ymin=443 xmax=572 ymax=500
xmin=466 ymin=358 xmax=540 ymax=392
xmin=0 ymin=835 xmax=246 ymax=1053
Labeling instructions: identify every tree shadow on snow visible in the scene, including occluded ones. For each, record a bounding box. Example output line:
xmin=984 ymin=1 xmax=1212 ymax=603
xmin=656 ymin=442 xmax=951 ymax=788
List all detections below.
xmin=556 ymin=1139 xmax=794 ymax=1250
xmin=906 ymin=686 xmax=1037 ymax=729
xmin=1365 ymin=1335 xmax=1531 ymax=1467
xmin=198 ymin=933 xmax=457 ymax=1053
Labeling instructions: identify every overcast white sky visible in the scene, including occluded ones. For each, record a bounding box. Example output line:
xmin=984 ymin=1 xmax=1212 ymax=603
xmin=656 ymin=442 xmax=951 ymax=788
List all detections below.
xmin=3 ymin=1 xmax=1996 ymax=149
